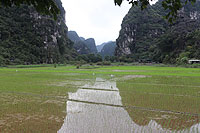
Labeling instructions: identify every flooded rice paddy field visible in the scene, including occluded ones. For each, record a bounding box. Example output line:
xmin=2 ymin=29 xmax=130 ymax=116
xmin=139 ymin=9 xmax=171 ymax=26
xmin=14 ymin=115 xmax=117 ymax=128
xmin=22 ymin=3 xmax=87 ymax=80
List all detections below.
xmin=0 ymin=65 xmax=200 ymax=132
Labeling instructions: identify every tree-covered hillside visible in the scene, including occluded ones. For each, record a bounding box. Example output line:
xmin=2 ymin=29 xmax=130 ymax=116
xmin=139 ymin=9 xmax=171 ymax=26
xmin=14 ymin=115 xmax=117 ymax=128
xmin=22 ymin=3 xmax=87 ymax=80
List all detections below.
xmin=67 ymin=31 xmax=90 ymax=55
xmin=68 ymin=31 xmax=98 ymax=54
xmin=97 ymin=43 xmax=106 ymax=52
xmin=84 ymin=38 xmax=98 ymax=54
xmin=100 ymin=41 xmax=116 ymax=58
xmin=116 ymin=0 xmax=200 ymax=64
xmin=0 ymin=0 xmax=76 ymax=65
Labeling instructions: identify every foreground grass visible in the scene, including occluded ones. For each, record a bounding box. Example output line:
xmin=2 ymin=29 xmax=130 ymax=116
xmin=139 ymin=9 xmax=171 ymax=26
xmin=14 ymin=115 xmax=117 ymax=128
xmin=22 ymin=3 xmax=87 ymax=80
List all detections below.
xmin=0 ymin=68 xmax=95 ymax=132
xmin=0 ymin=65 xmax=199 ymax=132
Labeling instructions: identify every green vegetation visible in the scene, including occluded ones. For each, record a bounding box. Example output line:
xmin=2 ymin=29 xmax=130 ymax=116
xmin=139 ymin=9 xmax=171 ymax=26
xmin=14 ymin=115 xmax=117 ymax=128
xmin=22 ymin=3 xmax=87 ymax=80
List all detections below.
xmin=68 ymin=31 xmax=97 ymax=55
xmin=1 ymin=0 xmax=198 ymax=23
xmin=99 ymin=41 xmax=116 ymax=58
xmin=0 ymin=66 xmax=95 ymax=132
xmin=0 ymin=0 xmax=75 ymax=66
xmin=115 ymin=0 xmax=197 ymax=23
xmin=117 ymin=72 xmax=200 ymax=130
xmin=0 ymin=65 xmax=199 ymax=132
xmin=0 ymin=0 xmax=60 ymax=19
xmin=116 ymin=0 xmax=200 ymax=64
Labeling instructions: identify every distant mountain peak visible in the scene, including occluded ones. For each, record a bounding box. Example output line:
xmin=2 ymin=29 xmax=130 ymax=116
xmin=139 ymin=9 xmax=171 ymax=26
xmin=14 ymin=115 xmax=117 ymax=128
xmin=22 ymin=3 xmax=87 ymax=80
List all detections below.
xmin=68 ymin=31 xmax=97 ymax=54
xmin=99 ymin=41 xmax=116 ymax=57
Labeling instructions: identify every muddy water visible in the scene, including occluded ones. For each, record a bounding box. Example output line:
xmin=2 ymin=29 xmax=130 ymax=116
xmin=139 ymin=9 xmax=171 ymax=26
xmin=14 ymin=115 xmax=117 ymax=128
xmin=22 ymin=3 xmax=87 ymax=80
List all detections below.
xmin=82 ymin=77 xmax=118 ymax=90
xmin=58 ymin=78 xmax=200 ymax=133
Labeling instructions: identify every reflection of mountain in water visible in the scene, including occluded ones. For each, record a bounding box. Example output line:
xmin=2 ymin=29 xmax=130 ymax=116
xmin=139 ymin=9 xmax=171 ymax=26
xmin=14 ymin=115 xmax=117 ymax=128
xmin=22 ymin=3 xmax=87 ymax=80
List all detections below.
xmin=58 ymin=78 xmax=200 ymax=133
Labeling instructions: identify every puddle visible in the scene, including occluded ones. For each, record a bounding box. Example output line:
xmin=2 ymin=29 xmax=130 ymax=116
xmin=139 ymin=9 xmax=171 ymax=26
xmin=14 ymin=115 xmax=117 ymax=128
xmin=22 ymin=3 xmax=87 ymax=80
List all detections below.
xmin=68 ymin=89 xmax=122 ymax=106
xmin=122 ymin=75 xmax=151 ymax=80
xmin=51 ymin=80 xmax=86 ymax=87
xmin=58 ymin=77 xmax=200 ymax=133
xmin=113 ymin=70 xmax=145 ymax=72
xmin=58 ymin=101 xmax=134 ymax=133
xmin=82 ymin=77 xmax=118 ymax=90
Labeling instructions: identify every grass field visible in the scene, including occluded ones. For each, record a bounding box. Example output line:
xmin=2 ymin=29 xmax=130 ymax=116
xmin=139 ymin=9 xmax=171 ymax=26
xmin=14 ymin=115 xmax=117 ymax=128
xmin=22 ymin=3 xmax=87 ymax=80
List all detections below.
xmin=0 ymin=65 xmax=199 ymax=132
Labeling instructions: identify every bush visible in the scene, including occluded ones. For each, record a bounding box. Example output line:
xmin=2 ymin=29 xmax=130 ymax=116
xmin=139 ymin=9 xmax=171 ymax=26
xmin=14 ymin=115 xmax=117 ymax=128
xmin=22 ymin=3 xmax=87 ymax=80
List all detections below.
xmin=176 ymin=56 xmax=189 ymax=65
xmin=96 ymin=62 xmax=102 ymax=65
xmin=180 ymin=57 xmax=188 ymax=64
xmin=0 ymin=56 xmax=5 ymax=66
xmin=102 ymin=61 xmax=111 ymax=66
xmin=163 ymin=55 xmax=170 ymax=64
xmin=76 ymin=64 xmax=81 ymax=69
xmin=119 ymin=62 xmax=124 ymax=65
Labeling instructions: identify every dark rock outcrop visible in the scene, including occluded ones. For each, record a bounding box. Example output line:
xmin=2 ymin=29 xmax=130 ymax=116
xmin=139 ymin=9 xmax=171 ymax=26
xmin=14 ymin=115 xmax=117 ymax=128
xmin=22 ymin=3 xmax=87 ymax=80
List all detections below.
xmin=80 ymin=37 xmax=85 ymax=41
xmin=68 ymin=31 xmax=82 ymax=42
xmin=84 ymin=38 xmax=98 ymax=54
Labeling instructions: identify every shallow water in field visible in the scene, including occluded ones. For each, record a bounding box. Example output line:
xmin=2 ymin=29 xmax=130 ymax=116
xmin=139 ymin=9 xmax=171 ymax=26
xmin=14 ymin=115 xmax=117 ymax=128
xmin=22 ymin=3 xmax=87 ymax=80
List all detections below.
xmin=58 ymin=77 xmax=200 ymax=133
xmin=82 ymin=77 xmax=118 ymax=90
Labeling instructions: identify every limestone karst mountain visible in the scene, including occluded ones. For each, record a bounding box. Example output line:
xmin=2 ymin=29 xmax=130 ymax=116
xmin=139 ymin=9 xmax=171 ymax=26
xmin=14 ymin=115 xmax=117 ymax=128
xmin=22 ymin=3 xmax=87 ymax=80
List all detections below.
xmin=0 ymin=0 xmax=75 ymax=65
xmin=97 ymin=43 xmax=106 ymax=53
xmin=116 ymin=0 xmax=200 ymax=63
xmin=84 ymin=38 xmax=98 ymax=54
xmin=99 ymin=41 xmax=116 ymax=57
xmin=68 ymin=31 xmax=98 ymax=54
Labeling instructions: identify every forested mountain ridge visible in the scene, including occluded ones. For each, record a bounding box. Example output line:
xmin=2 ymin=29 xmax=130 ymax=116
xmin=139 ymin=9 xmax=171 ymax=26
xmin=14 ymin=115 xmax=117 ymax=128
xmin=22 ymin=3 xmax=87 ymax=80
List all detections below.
xmin=68 ymin=31 xmax=90 ymax=55
xmin=0 ymin=0 xmax=76 ymax=65
xmin=100 ymin=41 xmax=116 ymax=57
xmin=97 ymin=43 xmax=106 ymax=52
xmin=116 ymin=0 xmax=200 ymax=63
xmin=84 ymin=38 xmax=98 ymax=54
xmin=68 ymin=31 xmax=98 ymax=54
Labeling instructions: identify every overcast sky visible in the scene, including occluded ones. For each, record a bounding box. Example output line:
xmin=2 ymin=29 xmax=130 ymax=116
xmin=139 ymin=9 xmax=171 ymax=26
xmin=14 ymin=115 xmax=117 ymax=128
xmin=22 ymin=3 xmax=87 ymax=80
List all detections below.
xmin=62 ymin=0 xmax=131 ymax=45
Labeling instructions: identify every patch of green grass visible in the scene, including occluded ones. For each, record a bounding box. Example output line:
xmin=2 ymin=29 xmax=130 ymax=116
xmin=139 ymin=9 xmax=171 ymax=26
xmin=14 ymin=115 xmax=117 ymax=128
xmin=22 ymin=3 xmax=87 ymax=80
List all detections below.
xmin=118 ymin=75 xmax=200 ymax=113
xmin=0 ymin=69 xmax=93 ymax=132
xmin=117 ymin=75 xmax=200 ymax=130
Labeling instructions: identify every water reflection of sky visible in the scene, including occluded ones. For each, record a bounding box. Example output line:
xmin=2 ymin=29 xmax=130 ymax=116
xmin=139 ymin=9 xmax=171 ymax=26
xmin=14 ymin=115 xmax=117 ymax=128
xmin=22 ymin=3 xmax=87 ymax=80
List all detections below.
xmin=58 ymin=78 xmax=200 ymax=133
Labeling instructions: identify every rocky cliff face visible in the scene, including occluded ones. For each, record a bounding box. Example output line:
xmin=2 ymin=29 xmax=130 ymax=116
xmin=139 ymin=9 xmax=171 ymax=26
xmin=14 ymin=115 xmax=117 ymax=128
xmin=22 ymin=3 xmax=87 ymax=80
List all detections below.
xmin=54 ymin=0 xmax=66 ymax=21
xmin=68 ymin=31 xmax=98 ymax=54
xmin=100 ymin=41 xmax=116 ymax=57
xmin=116 ymin=0 xmax=200 ymax=63
xmin=84 ymin=38 xmax=98 ymax=54
xmin=116 ymin=2 xmax=167 ymax=58
xmin=68 ymin=31 xmax=81 ymax=43
xmin=97 ymin=43 xmax=106 ymax=52
xmin=0 ymin=0 xmax=75 ymax=65
xmin=68 ymin=31 xmax=90 ymax=55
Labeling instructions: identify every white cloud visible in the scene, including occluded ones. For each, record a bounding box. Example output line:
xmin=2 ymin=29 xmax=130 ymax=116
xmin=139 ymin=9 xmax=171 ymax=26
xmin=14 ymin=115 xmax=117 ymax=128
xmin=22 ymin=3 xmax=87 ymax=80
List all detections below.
xmin=61 ymin=0 xmax=131 ymax=45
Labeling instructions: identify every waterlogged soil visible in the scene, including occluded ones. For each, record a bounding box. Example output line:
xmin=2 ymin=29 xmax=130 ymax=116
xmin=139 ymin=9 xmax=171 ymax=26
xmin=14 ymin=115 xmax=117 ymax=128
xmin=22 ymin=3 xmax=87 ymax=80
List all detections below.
xmin=82 ymin=77 xmax=118 ymax=90
xmin=1 ymin=71 xmax=199 ymax=132
xmin=58 ymin=77 xmax=200 ymax=133
xmin=0 ymin=92 xmax=66 ymax=132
